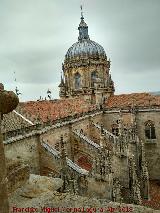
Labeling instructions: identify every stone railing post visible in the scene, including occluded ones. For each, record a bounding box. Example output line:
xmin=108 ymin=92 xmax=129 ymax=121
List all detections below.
xmin=0 ymin=83 xmax=19 ymax=213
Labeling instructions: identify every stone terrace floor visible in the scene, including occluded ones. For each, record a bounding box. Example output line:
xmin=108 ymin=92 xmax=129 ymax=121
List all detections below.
xmin=142 ymin=180 xmax=160 ymax=210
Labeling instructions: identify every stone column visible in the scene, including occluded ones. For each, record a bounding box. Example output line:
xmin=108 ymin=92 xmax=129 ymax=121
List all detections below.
xmin=0 ymin=83 xmax=19 ymax=213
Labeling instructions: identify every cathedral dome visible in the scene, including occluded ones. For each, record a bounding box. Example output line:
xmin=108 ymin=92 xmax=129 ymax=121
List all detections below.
xmin=65 ymin=39 xmax=106 ymax=60
xmin=65 ymin=14 xmax=107 ymax=62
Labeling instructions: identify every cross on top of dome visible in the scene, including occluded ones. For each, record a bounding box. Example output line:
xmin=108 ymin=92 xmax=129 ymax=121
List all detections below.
xmin=80 ymin=5 xmax=84 ymax=19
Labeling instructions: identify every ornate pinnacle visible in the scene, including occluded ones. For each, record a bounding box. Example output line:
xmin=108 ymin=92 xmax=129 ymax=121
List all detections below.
xmin=60 ymin=135 xmax=67 ymax=158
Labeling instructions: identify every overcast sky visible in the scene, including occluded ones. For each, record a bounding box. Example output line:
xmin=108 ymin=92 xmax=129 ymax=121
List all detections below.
xmin=0 ymin=0 xmax=160 ymax=101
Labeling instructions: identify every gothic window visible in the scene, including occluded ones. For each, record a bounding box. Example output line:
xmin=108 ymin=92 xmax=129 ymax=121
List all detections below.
xmin=145 ymin=120 xmax=156 ymax=139
xmin=75 ymin=73 xmax=81 ymax=89
xmin=112 ymin=124 xmax=119 ymax=136
xmin=91 ymin=71 xmax=98 ymax=87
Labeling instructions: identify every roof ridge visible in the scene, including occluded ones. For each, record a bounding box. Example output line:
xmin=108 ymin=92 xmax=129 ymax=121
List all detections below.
xmin=13 ymin=110 xmax=34 ymax=125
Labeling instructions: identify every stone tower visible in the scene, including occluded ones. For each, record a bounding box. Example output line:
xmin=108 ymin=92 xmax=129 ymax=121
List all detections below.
xmin=59 ymin=11 xmax=114 ymax=105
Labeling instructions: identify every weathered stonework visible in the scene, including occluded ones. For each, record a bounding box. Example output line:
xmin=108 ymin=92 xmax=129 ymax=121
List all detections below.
xmin=0 ymin=83 xmax=19 ymax=213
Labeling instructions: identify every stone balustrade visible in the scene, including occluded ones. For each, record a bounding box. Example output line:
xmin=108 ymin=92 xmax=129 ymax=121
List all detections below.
xmin=93 ymin=122 xmax=117 ymax=144
xmin=41 ymin=139 xmax=88 ymax=176
xmin=73 ymin=129 xmax=100 ymax=149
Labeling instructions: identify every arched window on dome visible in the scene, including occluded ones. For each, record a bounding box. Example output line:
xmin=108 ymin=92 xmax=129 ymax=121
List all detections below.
xmin=75 ymin=73 xmax=81 ymax=89
xmin=91 ymin=71 xmax=98 ymax=87
xmin=145 ymin=120 xmax=156 ymax=139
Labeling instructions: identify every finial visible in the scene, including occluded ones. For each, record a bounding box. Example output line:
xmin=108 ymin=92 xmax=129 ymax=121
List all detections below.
xmin=47 ymin=89 xmax=51 ymax=100
xmin=80 ymin=5 xmax=84 ymax=19
xmin=14 ymin=71 xmax=22 ymax=97
xmin=15 ymin=86 xmax=22 ymax=97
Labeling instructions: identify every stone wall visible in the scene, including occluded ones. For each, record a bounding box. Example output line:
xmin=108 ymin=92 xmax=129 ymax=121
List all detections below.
xmin=103 ymin=111 xmax=132 ymax=131
xmin=4 ymin=108 xmax=160 ymax=190
xmin=73 ymin=114 xmax=102 ymax=133
xmin=112 ymin=155 xmax=129 ymax=188
xmin=40 ymin=113 xmax=102 ymax=157
xmin=71 ymin=113 xmax=102 ymax=166
xmin=41 ymin=125 xmax=70 ymax=156
xmin=136 ymin=110 xmax=160 ymax=180
xmin=7 ymin=164 xmax=30 ymax=194
xmin=103 ymin=109 xmax=160 ymax=180
xmin=64 ymin=63 xmax=109 ymax=91
xmin=4 ymin=134 xmax=40 ymax=174
xmin=87 ymin=177 xmax=112 ymax=199
xmin=39 ymin=145 xmax=60 ymax=176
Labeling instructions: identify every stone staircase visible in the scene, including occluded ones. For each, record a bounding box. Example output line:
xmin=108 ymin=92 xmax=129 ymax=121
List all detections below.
xmin=41 ymin=140 xmax=88 ymax=176
xmin=72 ymin=130 xmax=100 ymax=149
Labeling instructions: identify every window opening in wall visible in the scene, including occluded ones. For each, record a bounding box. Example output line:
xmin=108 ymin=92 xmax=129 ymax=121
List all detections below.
xmin=145 ymin=120 xmax=156 ymax=140
xmin=91 ymin=71 xmax=98 ymax=87
xmin=112 ymin=124 xmax=119 ymax=136
xmin=75 ymin=73 xmax=81 ymax=89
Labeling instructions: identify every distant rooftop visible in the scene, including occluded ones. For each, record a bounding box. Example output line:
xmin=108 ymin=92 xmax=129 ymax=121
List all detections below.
xmin=106 ymin=92 xmax=160 ymax=109
xmin=150 ymin=91 xmax=160 ymax=96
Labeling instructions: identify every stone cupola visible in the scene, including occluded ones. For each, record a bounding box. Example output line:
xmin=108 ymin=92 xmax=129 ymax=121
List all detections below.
xmin=59 ymin=9 xmax=115 ymax=104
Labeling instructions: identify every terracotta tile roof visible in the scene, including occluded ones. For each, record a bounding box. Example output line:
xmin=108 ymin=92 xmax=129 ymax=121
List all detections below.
xmin=2 ymin=111 xmax=32 ymax=133
xmin=18 ymin=98 xmax=96 ymax=123
xmin=3 ymin=93 xmax=160 ymax=133
xmin=106 ymin=93 xmax=160 ymax=109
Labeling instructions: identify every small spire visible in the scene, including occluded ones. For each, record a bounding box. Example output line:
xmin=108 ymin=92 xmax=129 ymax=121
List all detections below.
xmin=78 ymin=6 xmax=90 ymax=41
xmin=62 ymin=63 xmax=64 ymax=71
xmin=61 ymin=71 xmax=63 ymax=80
xmin=58 ymin=72 xmax=65 ymax=88
xmin=61 ymin=72 xmax=64 ymax=84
